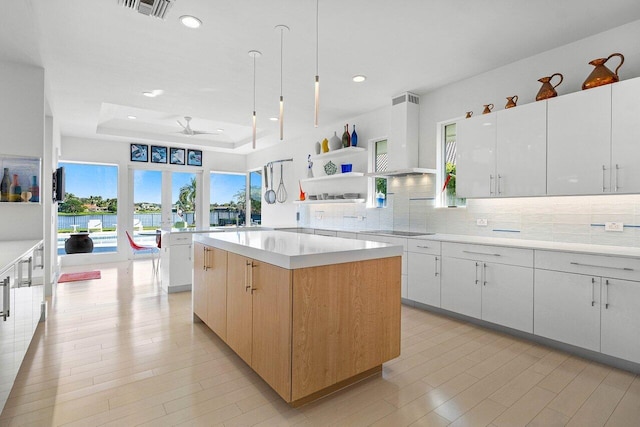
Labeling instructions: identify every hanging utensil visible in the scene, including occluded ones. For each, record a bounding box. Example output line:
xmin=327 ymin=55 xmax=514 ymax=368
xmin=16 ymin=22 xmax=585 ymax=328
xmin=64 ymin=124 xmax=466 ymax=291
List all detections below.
xmin=263 ymin=165 xmax=270 ymax=203
xmin=265 ymin=163 xmax=277 ymax=204
xmin=277 ymin=163 xmax=287 ymax=203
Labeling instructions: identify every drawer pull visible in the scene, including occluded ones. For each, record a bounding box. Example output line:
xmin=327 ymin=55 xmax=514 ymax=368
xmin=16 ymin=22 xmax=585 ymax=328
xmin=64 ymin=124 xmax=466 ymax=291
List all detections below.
xmin=463 ymin=250 xmax=501 ymax=257
xmin=416 ymin=245 xmax=430 ymax=249
xmin=569 ymin=262 xmax=633 ymax=271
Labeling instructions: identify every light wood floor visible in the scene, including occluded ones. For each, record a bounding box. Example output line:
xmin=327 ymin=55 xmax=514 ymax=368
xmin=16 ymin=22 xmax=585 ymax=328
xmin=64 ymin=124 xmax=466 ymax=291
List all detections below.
xmin=1 ymin=260 xmax=639 ymax=426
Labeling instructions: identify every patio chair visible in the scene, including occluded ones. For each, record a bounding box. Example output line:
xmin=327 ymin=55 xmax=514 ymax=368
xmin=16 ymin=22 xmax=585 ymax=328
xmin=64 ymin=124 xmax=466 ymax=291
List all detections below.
xmin=133 ymin=218 xmax=144 ymax=231
xmin=125 ymin=231 xmax=159 ymax=275
xmin=87 ymin=219 xmax=102 ymax=233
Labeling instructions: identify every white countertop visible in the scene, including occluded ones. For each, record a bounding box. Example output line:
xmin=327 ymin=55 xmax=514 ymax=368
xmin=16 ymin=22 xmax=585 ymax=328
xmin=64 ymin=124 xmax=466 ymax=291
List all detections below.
xmin=0 ymin=240 xmax=42 ymax=274
xmin=193 ymin=230 xmax=403 ymax=269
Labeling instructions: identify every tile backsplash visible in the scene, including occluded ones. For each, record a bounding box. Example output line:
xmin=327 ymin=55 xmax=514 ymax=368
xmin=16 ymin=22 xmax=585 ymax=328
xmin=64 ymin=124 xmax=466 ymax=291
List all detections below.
xmin=299 ymin=175 xmax=640 ymax=247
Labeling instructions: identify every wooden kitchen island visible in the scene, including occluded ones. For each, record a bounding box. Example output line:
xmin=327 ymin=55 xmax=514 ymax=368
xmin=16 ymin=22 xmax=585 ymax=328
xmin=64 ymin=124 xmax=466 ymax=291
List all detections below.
xmin=192 ymin=230 xmax=402 ymax=406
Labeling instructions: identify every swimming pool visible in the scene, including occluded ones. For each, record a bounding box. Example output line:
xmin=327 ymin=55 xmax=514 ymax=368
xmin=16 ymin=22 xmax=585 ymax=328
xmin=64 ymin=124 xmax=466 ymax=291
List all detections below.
xmin=57 ymin=232 xmax=157 ymax=255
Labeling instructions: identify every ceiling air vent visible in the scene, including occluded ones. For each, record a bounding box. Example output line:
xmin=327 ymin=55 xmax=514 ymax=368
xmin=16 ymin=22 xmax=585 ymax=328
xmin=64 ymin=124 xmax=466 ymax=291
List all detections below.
xmin=117 ymin=0 xmax=175 ymax=19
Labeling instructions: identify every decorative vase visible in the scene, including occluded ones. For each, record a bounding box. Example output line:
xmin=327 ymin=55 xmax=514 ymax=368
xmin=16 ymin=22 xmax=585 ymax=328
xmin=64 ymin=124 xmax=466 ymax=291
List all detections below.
xmin=342 ymin=124 xmax=351 ymax=147
xmin=505 ymin=95 xmax=518 ymax=109
xmin=329 ymin=132 xmax=341 ymax=151
xmin=321 ymin=138 xmax=329 ymax=153
xmin=65 ymin=233 xmax=94 ymax=254
xmin=0 ymin=168 xmax=9 ymax=202
xmin=314 ymin=141 xmax=321 ymax=155
xmin=582 ymin=52 xmax=624 ymax=90
xmin=28 ymin=175 xmax=39 ymax=202
xmin=465 ymin=111 xmax=473 ymax=119
xmin=10 ymin=174 xmax=21 ymax=202
xmin=351 ymin=125 xmax=358 ymax=147
xmin=298 ymin=182 xmax=306 ymax=201
xmin=482 ymin=104 xmax=494 ymax=114
xmin=536 ymin=73 xmax=563 ymax=101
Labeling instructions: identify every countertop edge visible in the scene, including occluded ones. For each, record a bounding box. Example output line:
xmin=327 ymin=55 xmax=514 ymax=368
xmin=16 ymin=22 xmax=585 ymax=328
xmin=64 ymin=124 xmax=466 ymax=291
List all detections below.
xmin=0 ymin=240 xmax=43 ymax=273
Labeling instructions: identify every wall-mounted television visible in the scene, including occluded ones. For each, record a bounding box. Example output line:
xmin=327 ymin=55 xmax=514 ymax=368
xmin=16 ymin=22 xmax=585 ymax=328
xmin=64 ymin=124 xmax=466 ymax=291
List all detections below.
xmin=52 ymin=166 xmax=65 ymax=202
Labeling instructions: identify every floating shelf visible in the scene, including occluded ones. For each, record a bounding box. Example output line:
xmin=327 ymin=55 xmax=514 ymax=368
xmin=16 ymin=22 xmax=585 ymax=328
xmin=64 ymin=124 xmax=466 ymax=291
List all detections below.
xmin=300 ymin=172 xmax=365 ymax=183
xmin=311 ymin=146 xmax=366 ymax=160
xmin=294 ymin=198 xmax=366 ymax=205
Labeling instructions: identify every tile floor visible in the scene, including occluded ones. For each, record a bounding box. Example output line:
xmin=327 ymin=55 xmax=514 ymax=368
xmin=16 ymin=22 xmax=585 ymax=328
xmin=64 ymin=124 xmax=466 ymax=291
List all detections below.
xmin=1 ymin=260 xmax=639 ymax=426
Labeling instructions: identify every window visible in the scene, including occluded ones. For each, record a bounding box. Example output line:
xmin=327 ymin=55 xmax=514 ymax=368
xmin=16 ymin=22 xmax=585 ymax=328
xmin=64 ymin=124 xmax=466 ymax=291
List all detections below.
xmin=210 ymin=172 xmax=247 ymax=226
xmin=57 ymin=162 xmax=118 ymax=254
xmin=440 ymin=122 xmax=465 ymax=207
xmin=248 ymin=170 xmax=262 ymax=225
xmin=133 ymin=170 xmax=162 ymax=231
xmin=173 ymin=172 xmax=197 ymax=227
xmin=373 ymin=139 xmax=388 ymax=207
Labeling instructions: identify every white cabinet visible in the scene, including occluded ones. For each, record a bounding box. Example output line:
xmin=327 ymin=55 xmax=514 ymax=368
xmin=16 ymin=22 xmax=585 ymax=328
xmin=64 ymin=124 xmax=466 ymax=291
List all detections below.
xmin=456 ymin=113 xmax=496 ymax=198
xmin=611 ymin=78 xmax=640 ymax=194
xmin=161 ymin=232 xmax=193 ymax=293
xmin=535 ymin=250 xmax=640 ymax=363
xmin=547 ymin=84 xmax=612 ymax=195
xmin=314 ymin=229 xmax=337 ymax=237
xmin=457 ymin=101 xmax=546 ymax=198
xmin=440 ymin=242 xmax=534 ymax=333
xmin=407 ymin=240 xmax=440 ymax=307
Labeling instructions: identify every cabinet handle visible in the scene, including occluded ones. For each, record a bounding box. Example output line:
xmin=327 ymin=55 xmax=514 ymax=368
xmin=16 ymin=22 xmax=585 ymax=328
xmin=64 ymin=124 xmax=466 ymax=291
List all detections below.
xmin=591 ymin=277 xmax=596 ymax=306
xmin=1 ymin=276 xmax=8 ymax=321
xmin=605 ymin=279 xmax=610 ymax=309
xmin=614 ymin=164 xmax=620 ymax=192
xmin=245 ymin=260 xmax=252 ymax=292
xmin=18 ymin=257 xmax=32 ymax=287
xmin=497 ymin=174 xmax=502 ymax=195
xmin=570 ymin=262 xmax=633 ymax=271
xmin=475 ymin=262 xmax=479 ymax=284
xmin=203 ymin=247 xmax=210 ymax=270
xmin=463 ymin=250 xmax=501 ymax=257
xmin=602 ymin=165 xmax=607 ymax=192
xmin=35 ymin=245 xmax=44 ymax=269
xmin=483 ymin=263 xmax=487 ymax=286
xmin=416 ymin=245 xmax=430 ymax=249
xmin=434 ymin=257 xmax=439 ymax=277
xmin=489 ymin=175 xmax=494 ymax=196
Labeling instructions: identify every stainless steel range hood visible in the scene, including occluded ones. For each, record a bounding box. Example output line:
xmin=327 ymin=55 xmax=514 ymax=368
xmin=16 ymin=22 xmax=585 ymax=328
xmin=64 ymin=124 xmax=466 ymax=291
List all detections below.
xmin=369 ymin=92 xmax=436 ymax=177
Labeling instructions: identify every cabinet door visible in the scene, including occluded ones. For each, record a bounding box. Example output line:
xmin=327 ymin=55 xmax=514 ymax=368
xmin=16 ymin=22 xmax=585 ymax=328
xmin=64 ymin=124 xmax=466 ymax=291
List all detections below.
xmin=600 ymin=277 xmax=640 ymax=363
xmin=496 ymin=101 xmax=547 ymax=196
xmin=456 ymin=113 xmax=497 ymax=198
xmin=611 ymin=78 xmax=640 ymax=193
xmin=534 ymin=270 xmax=600 ymax=352
xmin=12 ymin=285 xmax=32 ymax=366
xmin=0 ymin=271 xmax=15 ymax=404
xmin=192 ymin=243 xmax=208 ymax=322
xmin=169 ymin=244 xmax=192 ymax=286
xmin=251 ymin=261 xmax=292 ymax=401
xmin=226 ymin=252 xmax=253 ymax=365
xmin=407 ymin=252 xmax=440 ymax=307
xmin=206 ymin=247 xmax=228 ymax=340
xmin=440 ymin=257 xmax=481 ymax=319
xmin=481 ymin=263 xmax=533 ymax=333
xmin=547 ymin=85 xmax=612 ymax=195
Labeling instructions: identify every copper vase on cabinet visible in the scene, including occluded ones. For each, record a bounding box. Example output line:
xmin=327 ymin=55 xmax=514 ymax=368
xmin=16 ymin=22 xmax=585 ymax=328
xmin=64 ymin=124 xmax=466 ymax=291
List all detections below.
xmin=582 ymin=53 xmax=624 ymax=90
xmin=505 ymin=95 xmax=518 ymax=109
xmin=536 ymin=73 xmax=563 ymax=101
xmin=482 ymin=104 xmax=494 ymax=114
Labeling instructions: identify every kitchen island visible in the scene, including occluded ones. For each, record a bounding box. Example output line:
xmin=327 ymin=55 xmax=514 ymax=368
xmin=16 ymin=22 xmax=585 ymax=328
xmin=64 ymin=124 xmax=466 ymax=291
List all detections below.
xmin=192 ymin=230 xmax=402 ymax=406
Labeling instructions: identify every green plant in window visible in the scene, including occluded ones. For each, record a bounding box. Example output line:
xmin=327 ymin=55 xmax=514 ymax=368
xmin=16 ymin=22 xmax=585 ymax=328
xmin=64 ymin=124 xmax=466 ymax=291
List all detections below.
xmin=375 ymin=178 xmax=387 ymax=195
xmin=444 ymin=162 xmax=456 ymax=195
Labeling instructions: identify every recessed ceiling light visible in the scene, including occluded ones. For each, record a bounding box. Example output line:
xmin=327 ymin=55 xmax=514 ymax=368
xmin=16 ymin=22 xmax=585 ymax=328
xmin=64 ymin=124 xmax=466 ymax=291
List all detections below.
xmin=142 ymin=89 xmax=164 ymax=98
xmin=269 ymin=117 xmax=278 ymax=122
xmin=352 ymin=75 xmax=367 ymax=83
xmin=180 ymin=15 xmax=202 ymax=29
xmin=127 ymin=115 xmax=137 ymax=120
xmin=216 ymin=128 xmax=224 ymax=133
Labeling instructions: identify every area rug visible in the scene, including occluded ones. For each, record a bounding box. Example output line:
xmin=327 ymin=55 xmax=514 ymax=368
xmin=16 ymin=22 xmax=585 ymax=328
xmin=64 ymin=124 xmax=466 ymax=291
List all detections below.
xmin=58 ymin=271 xmax=101 ymax=283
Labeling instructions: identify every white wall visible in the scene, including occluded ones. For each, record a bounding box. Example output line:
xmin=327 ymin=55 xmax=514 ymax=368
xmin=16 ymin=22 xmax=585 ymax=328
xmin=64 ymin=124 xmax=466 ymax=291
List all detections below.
xmin=0 ymin=61 xmax=45 ymax=240
xmin=58 ymin=136 xmax=246 ymax=265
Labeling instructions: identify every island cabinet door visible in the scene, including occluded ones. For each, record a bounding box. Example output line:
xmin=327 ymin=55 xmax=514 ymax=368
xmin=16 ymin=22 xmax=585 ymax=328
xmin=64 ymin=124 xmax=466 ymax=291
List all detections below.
xmin=250 ymin=261 xmax=292 ymax=401
xmin=226 ymin=252 xmax=253 ymax=365
xmin=192 ymin=243 xmax=208 ymax=322
xmin=206 ymin=247 xmax=228 ymax=341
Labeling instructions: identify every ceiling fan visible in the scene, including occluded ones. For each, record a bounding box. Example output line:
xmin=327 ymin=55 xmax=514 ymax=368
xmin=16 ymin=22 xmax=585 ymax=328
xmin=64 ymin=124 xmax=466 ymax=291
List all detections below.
xmin=176 ymin=116 xmax=217 ymax=136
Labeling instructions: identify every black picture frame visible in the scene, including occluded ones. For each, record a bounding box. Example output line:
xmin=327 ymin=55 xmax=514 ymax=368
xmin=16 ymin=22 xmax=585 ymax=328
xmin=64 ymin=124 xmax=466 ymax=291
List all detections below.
xmin=130 ymin=144 xmax=148 ymax=162
xmin=151 ymin=145 xmax=168 ymax=164
xmin=170 ymin=147 xmax=186 ymax=165
xmin=187 ymin=149 xmax=203 ymax=167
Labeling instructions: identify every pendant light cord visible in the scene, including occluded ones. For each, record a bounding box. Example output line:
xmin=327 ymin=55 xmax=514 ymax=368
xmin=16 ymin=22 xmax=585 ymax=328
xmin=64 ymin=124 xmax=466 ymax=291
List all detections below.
xmin=253 ymin=54 xmax=256 ymax=112
xmin=315 ymin=0 xmax=319 ymax=76
xmin=280 ymin=28 xmax=284 ymax=97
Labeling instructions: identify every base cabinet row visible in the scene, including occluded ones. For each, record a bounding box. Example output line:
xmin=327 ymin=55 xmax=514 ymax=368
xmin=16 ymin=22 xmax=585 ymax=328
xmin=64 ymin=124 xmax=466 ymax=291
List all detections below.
xmin=193 ymin=241 xmax=401 ymax=404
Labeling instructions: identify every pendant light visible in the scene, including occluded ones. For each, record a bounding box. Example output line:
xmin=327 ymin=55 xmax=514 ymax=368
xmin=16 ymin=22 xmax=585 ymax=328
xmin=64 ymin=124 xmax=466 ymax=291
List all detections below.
xmin=275 ymin=25 xmax=289 ymax=141
xmin=248 ymin=50 xmax=262 ymax=149
xmin=314 ymin=0 xmax=320 ymax=127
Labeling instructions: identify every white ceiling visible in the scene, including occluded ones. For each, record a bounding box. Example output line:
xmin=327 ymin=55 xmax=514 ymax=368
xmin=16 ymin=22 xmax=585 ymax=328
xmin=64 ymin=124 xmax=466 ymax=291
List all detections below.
xmin=2 ymin=0 xmax=640 ymax=154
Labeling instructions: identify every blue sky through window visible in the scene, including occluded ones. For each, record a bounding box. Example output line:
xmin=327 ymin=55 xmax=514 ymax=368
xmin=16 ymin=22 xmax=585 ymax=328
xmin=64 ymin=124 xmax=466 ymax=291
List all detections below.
xmin=60 ymin=162 xmax=118 ymax=199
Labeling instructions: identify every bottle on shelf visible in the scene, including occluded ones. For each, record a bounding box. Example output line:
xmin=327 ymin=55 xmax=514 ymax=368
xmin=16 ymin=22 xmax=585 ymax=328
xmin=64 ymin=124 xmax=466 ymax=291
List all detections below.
xmin=29 ymin=175 xmax=39 ymax=202
xmin=351 ymin=125 xmax=358 ymax=147
xmin=0 ymin=168 xmax=9 ymax=202
xmin=329 ymin=131 xmax=341 ymax=151
xmin=10 ymin=174 xmax=21 ymax=202
xmin=342 ymin=124 xmax=351 ymax=148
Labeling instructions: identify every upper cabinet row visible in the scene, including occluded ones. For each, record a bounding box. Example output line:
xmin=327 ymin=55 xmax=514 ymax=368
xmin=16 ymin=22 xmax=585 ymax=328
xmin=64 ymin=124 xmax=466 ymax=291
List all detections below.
xmin=456 ymin=77 xmax=640 ymax=198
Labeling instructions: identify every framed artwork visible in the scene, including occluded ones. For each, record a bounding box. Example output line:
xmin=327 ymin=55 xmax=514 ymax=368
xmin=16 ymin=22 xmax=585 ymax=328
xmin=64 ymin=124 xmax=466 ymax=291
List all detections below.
xmin=151 ymin=146 xmax=167 ymax=163
xmin=130 ymin=144 xmax=148 ymax=162
xmin=170 ymin=147 xmax=186 ymax=165
xmin=187 ymin=149 xmax=202 ymax=167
